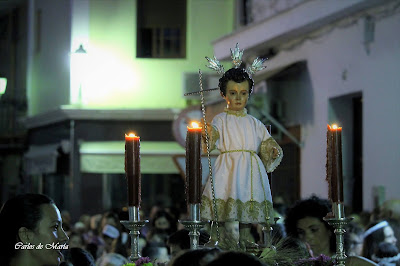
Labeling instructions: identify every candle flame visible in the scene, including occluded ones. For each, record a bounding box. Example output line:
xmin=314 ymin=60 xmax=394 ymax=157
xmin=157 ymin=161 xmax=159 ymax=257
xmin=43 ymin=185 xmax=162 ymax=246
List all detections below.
xmin=125 ymin=133 xmax=136 ymax=137
xmin=328 ymin=124 xmax=342 ymax=131
xmin=191 ymin=121 xmax=200 ymax=128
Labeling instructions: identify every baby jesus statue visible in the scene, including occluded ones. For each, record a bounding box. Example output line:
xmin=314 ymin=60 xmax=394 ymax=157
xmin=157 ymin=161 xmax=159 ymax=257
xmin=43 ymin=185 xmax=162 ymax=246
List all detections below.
xmin=200 ymin=44 xmax=283 ymax=249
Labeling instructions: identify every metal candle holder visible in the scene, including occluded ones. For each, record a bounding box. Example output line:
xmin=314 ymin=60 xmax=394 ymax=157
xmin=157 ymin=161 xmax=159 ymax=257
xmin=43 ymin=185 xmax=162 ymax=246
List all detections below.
xmin=260 ymin=217 xmax=280 ymax=248
xmin=324 ymin=203 xmax=353 ymax=266
xmin=179 ymin=203 xmax=207 ymax=250
xmin=261 ymin=217 xmax=272 ymax=248
xmin=120 ymin=206 xmax=148 ymax=262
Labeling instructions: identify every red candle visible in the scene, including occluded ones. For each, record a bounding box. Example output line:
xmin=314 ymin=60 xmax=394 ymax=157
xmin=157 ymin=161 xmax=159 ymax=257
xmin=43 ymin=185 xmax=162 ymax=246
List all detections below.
xmin=326 ymin=125 xmax=344 ymax=203
xmin=125 ymin=133 xmax=141 ymax=207
xmin=186 ymin=122 xmax=202 ymax=204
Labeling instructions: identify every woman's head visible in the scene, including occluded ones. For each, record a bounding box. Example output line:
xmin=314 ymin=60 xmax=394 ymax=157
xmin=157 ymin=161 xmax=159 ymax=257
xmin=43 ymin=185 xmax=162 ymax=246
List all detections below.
xmin=151 ymin=209 xmax=177 ymax=233
xmin=0 ymin=193 xmax=69 ymax=265
xmin=363 ymin=220 xmax=398 ymax=259
xmin=284 ymin=195 xmax=334 ymax=256
xmin=344 ymin=222 xmax=364 ymax=256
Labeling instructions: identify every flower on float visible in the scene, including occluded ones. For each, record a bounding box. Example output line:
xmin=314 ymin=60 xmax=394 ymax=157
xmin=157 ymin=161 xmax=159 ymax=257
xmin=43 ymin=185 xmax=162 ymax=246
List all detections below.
xmin=295 ymin=254 xmax=334 ymax=265
xmin=122 ymin=256 xmax=153 ymax=266
xmin=135 ymin=257 xmax=153 ymax=266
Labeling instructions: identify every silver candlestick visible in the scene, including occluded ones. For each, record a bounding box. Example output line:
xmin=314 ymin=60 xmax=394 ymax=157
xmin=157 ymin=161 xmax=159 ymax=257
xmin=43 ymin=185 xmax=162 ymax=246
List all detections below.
xmin=120 ymin=206 xmax=148 ymax=262
xmin=261 ymin=218 xmax=272 ymax=248
xmin=179 ymin=203 xmax=207 ymax=250
xmin=324 ymin=202 xmax=353 ymax=266
xmin=260 ymin=216 xmax=281 ymax=248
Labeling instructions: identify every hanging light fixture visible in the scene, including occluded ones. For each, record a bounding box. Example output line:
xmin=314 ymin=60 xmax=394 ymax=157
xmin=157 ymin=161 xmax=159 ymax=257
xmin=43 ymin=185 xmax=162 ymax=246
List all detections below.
xmin=70 ymin=44 xmax=88 ymax=105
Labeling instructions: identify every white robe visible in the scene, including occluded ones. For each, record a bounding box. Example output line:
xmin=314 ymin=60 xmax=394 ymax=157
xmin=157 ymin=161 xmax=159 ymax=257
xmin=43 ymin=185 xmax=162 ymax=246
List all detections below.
xmin=201 ymin=109 xmax=282 ymax=223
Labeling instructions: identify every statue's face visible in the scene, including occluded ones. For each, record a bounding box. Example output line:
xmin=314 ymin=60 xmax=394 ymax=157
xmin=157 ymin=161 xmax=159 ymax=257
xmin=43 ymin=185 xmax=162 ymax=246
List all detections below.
xmin=223 ymin=80 xmax=249 ymax=111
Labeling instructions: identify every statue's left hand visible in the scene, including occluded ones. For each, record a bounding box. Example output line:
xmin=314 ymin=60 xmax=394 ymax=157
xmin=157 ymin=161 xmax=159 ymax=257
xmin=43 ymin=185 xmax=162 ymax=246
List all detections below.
xmin=272 ymin=147 xmax=281 ymax=159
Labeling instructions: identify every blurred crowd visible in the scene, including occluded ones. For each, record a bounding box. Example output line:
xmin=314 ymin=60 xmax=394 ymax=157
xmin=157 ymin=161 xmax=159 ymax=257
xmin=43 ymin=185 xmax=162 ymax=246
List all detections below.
xmin=1 ymin=194 xmax=399 ymax=266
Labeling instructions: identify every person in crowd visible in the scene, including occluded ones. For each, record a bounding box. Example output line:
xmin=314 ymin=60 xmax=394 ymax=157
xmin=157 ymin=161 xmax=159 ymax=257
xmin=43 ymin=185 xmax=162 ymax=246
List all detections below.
xmin=141 ymin=204 xmax=162 ymax=239
xmin=167 ymin=229 xmax=190 ymax=259
xmin=285 ymin=195 xmax=335 ymax=257
xmin=60 ymin=247 xmax=95 ymax=266
xmin=380 ymin=199 xmax=400 ymax=221
xmin=73 ymin=222 xmax=86 ymax=237
xmin=85 ymin=243 xmax=98 ymax=262
xmin=84 ymin=214 xmax=103 ymax=250
xmin=357 ymin=211 xmax=374 ymax=229
xmin=73 ymin=217 xmax=90 ymax=246
xmin=166 ymin=228 xmax=211 ymax=259
xmin=110 ymin=230 xmax=129 ymax=259
xmin=0 ymin=193 xmax=69 ymax=266
xmin=101 ymin=224 xmax=121 ymax=254
xmin=342 ymin=222 xmax=379 ymax=265
xmin=380 ymin=200 xmax=400 ymax=251
xmin=78 ymin=214 xmax=91 ymax=234
xmin=146 ymin=209 xmax=177 ymax=244
xmin=138 ymin=235 xmax=148 ymax=255
xmin=169 ymin=247 xmax=221 ymax=266
xmin=371 ymin=242 xmax=400 ymax=265
xmin=99 ymin=211 xmax=121 ymax=234
xmin=68 ymin=231 xmax=85 ymax=249
xmin=142 ymin=242 xmax=170 ymax=265
xmin=285 ymin=195 xmax=377 ymax=265
xmin=93 ymin=211 xmax=122 ymax=258
xmin=95 ymin=252 xmax=129 ymax=266
xmin=344 ymin=221 xmax=365 ymax=256
xmin=363 ymin=220 xmax=398 ymax=260
xmin=387 ymin=218 xmax=400 ymax=251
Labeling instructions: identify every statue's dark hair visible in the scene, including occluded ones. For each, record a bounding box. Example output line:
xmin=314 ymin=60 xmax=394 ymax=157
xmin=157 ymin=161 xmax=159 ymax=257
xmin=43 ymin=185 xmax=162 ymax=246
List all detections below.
xmin=0 ymin=194 xmax=55 ymax=265
xmin=218 ymin=68 xmax=254 ymax=96
xmin=284 ymin=195 xmax=335 ymax=253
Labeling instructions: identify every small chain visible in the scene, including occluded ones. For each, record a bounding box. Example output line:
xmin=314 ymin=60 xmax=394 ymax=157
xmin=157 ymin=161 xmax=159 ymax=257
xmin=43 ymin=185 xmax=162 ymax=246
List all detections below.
xmin=198 ymin=70 xmax=220 ymax=242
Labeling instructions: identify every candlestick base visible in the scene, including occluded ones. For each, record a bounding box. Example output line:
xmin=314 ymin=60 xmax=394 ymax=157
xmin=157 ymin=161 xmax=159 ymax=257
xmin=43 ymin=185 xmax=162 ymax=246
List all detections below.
xmin=260 ymin=216 xmax=278 ymax=248
xmin=323 ymin=216 xmax=353 ymax=265
xmin=120 ymin=220 xmax=149 ymax=262
xmin=179 ymin=220 xmax=208 ymax=250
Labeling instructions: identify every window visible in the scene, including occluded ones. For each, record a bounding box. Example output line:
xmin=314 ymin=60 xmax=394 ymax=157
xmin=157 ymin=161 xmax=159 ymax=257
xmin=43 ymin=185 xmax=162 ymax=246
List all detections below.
xmin=137 ymin=0 xmax=186 ymax=58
